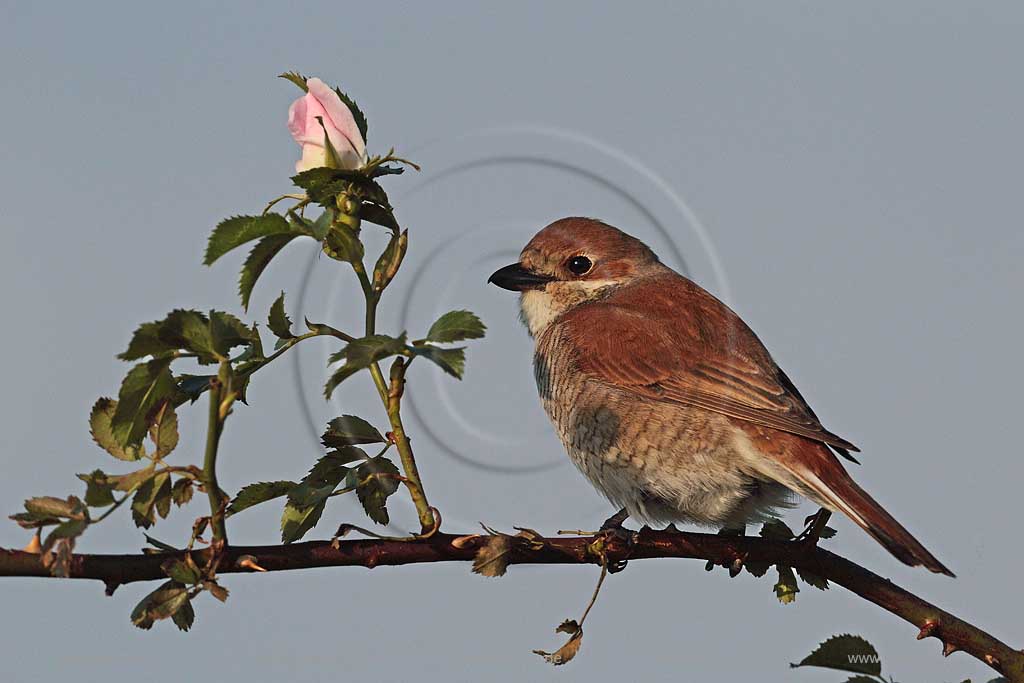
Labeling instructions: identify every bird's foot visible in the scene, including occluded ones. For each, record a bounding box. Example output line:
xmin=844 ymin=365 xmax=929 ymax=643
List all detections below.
xmin=795 ymin=508 xmax=833 ymax=547
xmin=589 ymin=508 xmax=632 ymax=573
xmin=706 ymin=525 xmax=746 ymax=577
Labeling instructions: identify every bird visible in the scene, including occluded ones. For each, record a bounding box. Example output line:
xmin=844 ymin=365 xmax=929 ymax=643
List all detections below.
xmin=487 ymin=217 xmax=952 ymax=575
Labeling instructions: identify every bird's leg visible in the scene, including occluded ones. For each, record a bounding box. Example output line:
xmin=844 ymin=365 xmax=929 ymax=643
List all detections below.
xmin=796 ymin=507 xmax=832 ymax=546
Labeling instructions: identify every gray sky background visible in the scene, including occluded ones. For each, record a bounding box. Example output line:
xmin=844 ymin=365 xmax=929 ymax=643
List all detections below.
xmin=2 ymin=3 xmax=1022 ymax=682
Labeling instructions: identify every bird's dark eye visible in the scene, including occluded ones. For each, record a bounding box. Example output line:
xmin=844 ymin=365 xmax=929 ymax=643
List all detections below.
xmin=566 ymin=255 xmax=593 ymax=276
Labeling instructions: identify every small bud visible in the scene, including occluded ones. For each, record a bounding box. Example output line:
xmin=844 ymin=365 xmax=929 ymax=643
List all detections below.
xmin=451 ymin=535 xmax=480 ymax=549
xmin=984 ymin=653 xmax=1000 ymax=667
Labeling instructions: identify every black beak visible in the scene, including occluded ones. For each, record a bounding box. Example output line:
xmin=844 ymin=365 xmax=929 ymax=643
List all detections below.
xmin=487 ymin=263 xmax=554 ymax=291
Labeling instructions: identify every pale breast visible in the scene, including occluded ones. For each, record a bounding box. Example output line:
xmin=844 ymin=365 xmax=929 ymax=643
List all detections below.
xmin=532 ymin=326 xmax=766 ymax=527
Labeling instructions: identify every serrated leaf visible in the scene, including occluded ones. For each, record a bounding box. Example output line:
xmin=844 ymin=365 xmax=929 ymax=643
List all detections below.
xmin=24 ymin=496 xmax=87 ymax=520
xmin=203 ymin=580 xmax=229 ymax=602
xmin=204 ymin=213 xmax=297 ymax=266
xmin=332 ymin=86 xmax=368 ymax=143
xmin=170 ymin=478 xmax=194 ymax=507
xmin=162 ymin=554 xmax=201 ymax=584
xmin=112 ymin=464 xmax=156 ymax=492
xmin=360 ymin=203 xmax=399 ymax=231
xmin=745 ymin=559 xmax=771 ymax=578
xmin=171 ymin=599 xmax=195 ymax=632
xmin=760 ymin=518 xmax=796 ymax=540
xmin=131 ymin=580 xmax=189 ymax=630
xmin=322 ymin=224 xmax=364 ymax=263
xmin=413 ymin=345 xmax=466 ymax=379
xmin=791 ymin=634 xmax=881 ymax=676
xmin=175 ymin=374 xmax=213 ymax=404
xmin=209 ymin=310 xmax=253 ymax=356
xmin=472 ymin=533 xmax=513 ymax=578
xmin=355 ymin=456 xmax=400 ymax=525
xmin=227 ymin=481 xmax=296 ymax=516
xmin=118 ymin=320 xmax=177 ymax=361
xmin=148 ymin=404 xmax=179 ymax=456
xmin=239 ymin=233 xmax=301 ymax=311
xmin=774 ymin=564 xmax=799 ymax=604
xmin=77 ymin=470 xmax=116 ymax=507
xmin=268 ymin=292 xmax=294 ymax=339
xmin=131 ymin=472 xmax=170 ymax=529
xmin=288 ymin=449 xmax=359 ymax=509
xmin=796 ymin=566 xmax=829 ymax=590
xmin=279 ymin=71 xmax=309 ymax=92
xmin=321 ymin=415 xmax=385 ymax=448
xmin=425 ymin=310 xmax=486 ymax=343
xmin=280 ymin=500 xmax=327 ymax=544
xmin=89 ymin=398 xmax=144 ymax=461
xmin=325 ymin=334 xmax=408 ymax=398
xmin=111 ymin=358 xmax=176 ymax=449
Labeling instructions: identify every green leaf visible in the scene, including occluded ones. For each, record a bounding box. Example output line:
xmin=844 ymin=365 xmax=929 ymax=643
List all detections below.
xmin=204 ymin=213 xmax=297 ymax=266
xmin=239 ymin=233 xmax=301 ymax=310
xmin=171 ymin=598 xmax=195 ymax=632
xmin=77 ymin=470 xmax=116 ymax=507
xmin=744 ymin=559 xmax=771 ymax=578
xmin=24 ymin=496 xmax=87 ymax=520
xmin=162 ymin=555 xmax=201 ymax=584
xmin=332 ymin=85 xmax=368 ymax=143
xmin=413 ymin=345 xmax=466 ymax=379
xmin=372 ymin=230 xmax=408 ymax=290
xmin=131 ymin=472 xmax=170 ymax=529
xmin=774 ymin=564 xmax=799 ymax=604
xmin=425 ymin=310 xmax=487 ymax=343
xmin=89 ymin=398 xmax=144 ymax=461
xmin=209 ymin=310 xmax=253 ymax=356
xmin=280 ymin=500 xmax=327 ymax=544
xmin=175 ymin=374 xmax=213 ymax=404
xmin=791 ymin=634 xmax=881 ymax=677
xmin=322 ymin=224 xmax=364 ymax=263
xmin=111 ymin=358 xmax=176 ymax=449
xmin=279 ymin=71 xmax=309 ymax=92
xmin=40 ymin=517 xmax=88 ymax=577
xmin=760 ymin=518 xmax=796 ymax=540
xmin=170 ymin=478 xmax=194 ymax=507
xmin=360 ymin=203 xmax=399 ymax=231
xmin=796 ymin=566 xmax=829 ymax=590
xmin=287 ymin=449 xmax=359 ymax=508
xmin=321 ymin=415 xmax=385 ymax=448
xmin=268 ymin=292 xmax=295 ymax=339
xmin=111 ymin=464 xmax=156 ymax=492
xmin=324 ymin=334 xmax=408 ymax=398
xmin=148 ymin=404 xmax=178 ymax=456
xmin=355 ymin=456 xmax=400 ymax=525
xmin=144 ymin=534 xmax=180 ymax=552
xmin=119 ymin=320 xmax=177 ymax=361
xmin=227 ymin=481 xmax=296 ymax=516
xmin=131 ymin=580 xmax=189 ymax=630
xmin=820 ymin=525 xmax=838 ymax=539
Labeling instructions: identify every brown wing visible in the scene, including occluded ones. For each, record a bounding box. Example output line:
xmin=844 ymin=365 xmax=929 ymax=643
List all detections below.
xmin=556 ymin=272 xmax=859 ymax=452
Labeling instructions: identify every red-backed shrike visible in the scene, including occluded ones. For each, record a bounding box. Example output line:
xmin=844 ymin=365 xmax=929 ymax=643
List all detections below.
xmin=489 ymin=217 xmax=950 ymax=575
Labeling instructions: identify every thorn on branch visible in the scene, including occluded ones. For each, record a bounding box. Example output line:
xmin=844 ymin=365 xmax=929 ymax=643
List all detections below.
xmin=917 ymin=620 xmax=940 ymax=640
xmin=104 ymin=579 xmax=120 ymax=596
xmin=236 ymin=555 xmax=267 ymax=572
xmin=984 ymin=653 xmax=1001 ymax=668
xmin=942 ymin=641 xmax=959 ymax=657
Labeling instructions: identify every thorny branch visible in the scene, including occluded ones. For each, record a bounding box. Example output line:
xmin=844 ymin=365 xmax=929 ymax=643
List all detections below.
xmin=1 ymin=527 xmax=1020 ymax=681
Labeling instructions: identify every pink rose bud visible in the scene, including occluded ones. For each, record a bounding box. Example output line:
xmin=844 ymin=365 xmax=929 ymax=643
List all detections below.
xmin=287 ymin=78 xmax=367 ymax=172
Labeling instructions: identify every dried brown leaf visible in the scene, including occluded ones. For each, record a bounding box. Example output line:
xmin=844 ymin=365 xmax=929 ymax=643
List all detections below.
xmin=472 ymin=533 xmax=513 ymax=577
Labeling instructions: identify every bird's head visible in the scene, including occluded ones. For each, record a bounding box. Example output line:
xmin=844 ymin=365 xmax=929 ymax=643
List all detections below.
xmin=488 ymin=217 xmax=662 ymax=336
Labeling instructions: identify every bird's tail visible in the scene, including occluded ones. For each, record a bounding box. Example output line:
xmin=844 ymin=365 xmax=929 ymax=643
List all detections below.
xmin=801 ymin=460 xmax=954 ymax=576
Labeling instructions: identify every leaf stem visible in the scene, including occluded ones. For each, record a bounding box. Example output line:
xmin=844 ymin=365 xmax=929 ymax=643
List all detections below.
xmin=202 ymin=364 xmax=230 ymax=544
